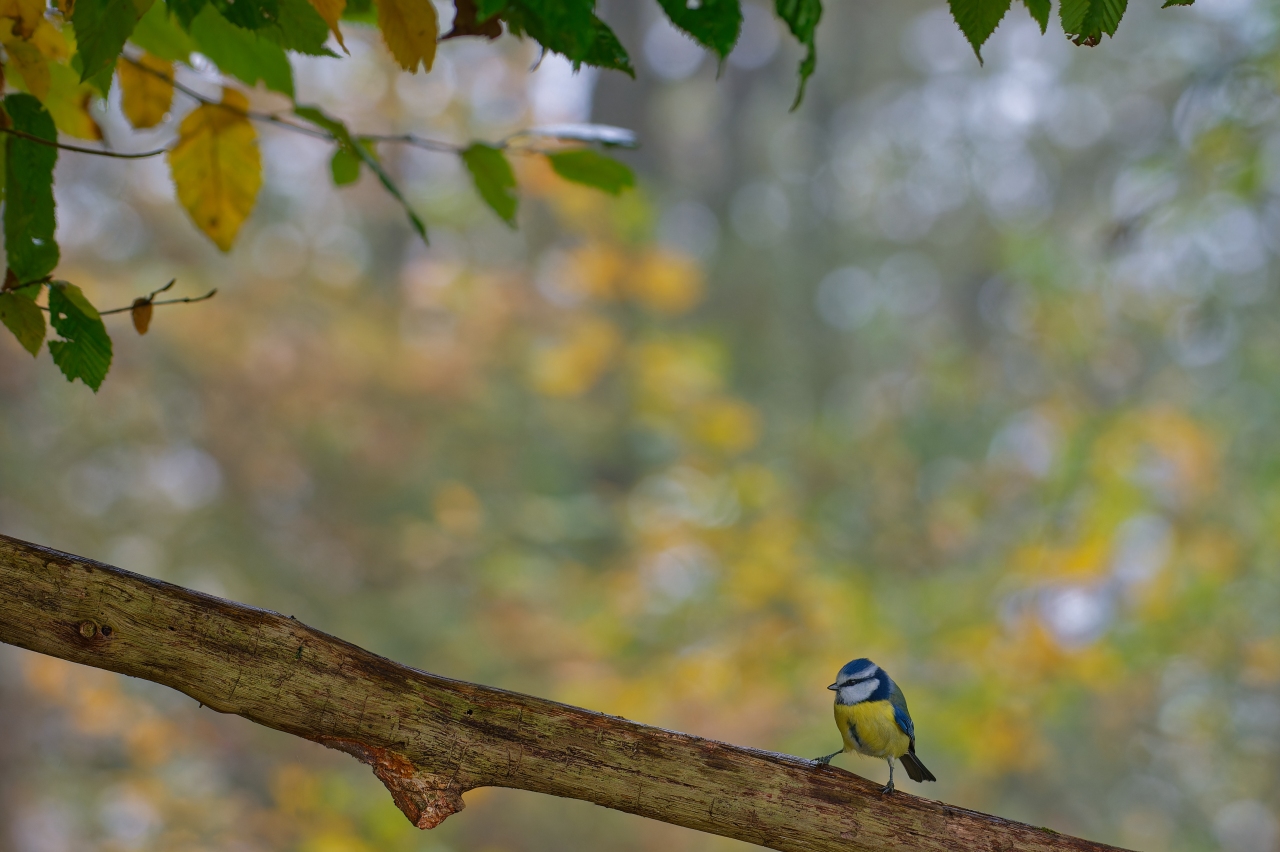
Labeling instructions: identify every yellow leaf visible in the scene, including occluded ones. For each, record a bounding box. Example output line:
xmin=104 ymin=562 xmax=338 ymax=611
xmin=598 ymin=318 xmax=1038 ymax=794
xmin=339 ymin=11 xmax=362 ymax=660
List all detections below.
xmin=306 ymin=0 xmax=345 ymax=49
xmin=690 ymin=397 xmax=760 ymax=455
xmin=44 ymin=60 xmax=102 ymax=140
xmin=374 ymin=0 xmax=436 ymax=72
xmin=168 ymin=88 xmax=261 ymax=251
xmin=4 ymin=38 xmax=50 ymax=100
xmin=529 ymin=317 xmax=620 ymax=398
xmin=565 ymin=243 xmax=624 ymax=300
xmin=625 ymin=250 xmax=704 ymax=315
xmin=119 ymin=54 xmax=172 ymax=129
xmin=0 ymin=0 xmax=45 ymax=39
xmin=28 ymin=19 xmax=71 ymax=61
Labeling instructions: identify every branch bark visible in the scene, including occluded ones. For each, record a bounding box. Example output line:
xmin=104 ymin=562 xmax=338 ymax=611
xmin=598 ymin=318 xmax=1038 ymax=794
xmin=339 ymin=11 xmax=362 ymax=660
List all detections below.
xmin=0 ymin=534 xmax=1127 ymax=852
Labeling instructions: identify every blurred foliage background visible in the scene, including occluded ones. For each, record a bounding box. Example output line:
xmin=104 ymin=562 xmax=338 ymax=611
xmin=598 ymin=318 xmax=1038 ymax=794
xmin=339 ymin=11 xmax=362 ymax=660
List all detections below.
xmin=3 ymin=1 xmax=1280 ymax=851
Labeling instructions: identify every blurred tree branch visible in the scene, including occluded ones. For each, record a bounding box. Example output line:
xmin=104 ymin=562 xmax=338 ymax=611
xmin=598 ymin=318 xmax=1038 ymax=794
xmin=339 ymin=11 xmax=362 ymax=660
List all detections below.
xmin=0 ymin=534 xmax=1128 ymax=852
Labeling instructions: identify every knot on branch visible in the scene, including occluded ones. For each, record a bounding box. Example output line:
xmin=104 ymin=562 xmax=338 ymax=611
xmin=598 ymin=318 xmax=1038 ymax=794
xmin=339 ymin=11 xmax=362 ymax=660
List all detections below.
xmin=317 ymin=737 xmax=467 ymax=829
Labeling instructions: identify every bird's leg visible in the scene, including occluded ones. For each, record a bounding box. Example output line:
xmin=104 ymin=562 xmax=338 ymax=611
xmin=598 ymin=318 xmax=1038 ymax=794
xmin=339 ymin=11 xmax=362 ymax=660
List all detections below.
xmin=812 ymin=750 xmax=842 ymax=766
xmin=881 ymin=758 xmax=895 ymax=794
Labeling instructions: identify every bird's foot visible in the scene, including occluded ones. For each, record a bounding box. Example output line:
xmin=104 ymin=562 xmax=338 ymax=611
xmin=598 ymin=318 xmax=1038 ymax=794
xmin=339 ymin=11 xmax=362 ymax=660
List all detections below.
xmin=880 ymin=781 xmax=895 ymax=794
xmin=812 ymin=755 xmax=832 ymax=765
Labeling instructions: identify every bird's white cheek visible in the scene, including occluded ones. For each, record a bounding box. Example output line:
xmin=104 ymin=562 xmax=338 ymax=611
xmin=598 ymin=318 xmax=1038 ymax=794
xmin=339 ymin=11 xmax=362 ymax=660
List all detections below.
xmin=836 ymin=680 xmax=877 ymax=705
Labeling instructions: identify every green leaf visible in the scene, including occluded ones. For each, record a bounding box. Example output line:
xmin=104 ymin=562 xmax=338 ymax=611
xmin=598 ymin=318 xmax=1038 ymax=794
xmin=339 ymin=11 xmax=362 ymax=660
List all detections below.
xmin=460 ymin=143 xmax=518 ymax=226
xmin=949 ymin=0 xmax=1011 ymax=61
xmin=165 ymin=0 xmax=209 ymax=29
xmin=72 ymin=0 xmax=155 ymax=82
xmin=1161 ymin=0 xmax=1193 ymax=6
xmin=340 ymin=0 xmax=375 ymax=24
xmin=1022 ymin=0 xmax=1050 ymax=32
xmin=295 ymin=105 xmax=426 ymax=240
xmin=4 ymin=94 xmax=60 ymax=284
xmin=496 ymin=0 xmax=633 ymax=75
xmin=774 ymin=0 xmax=821 ymax=109
xmin=294 ymin=104 xmax=345 ymax=136
xmin=656 ymin=0 xmax=742 ymax=61
xmin=189 ymin=4 xmax=295 ymax=95
xmin=1060 ymin=0 xmax=1128 ymax=45
xmin=260 ymin=0 xmax=339 ymax=54
xmin=359 ymin=142 xmax=426 ymax=240
xmin=580 ymin=16 xmax=633 ymax=75
xmin=546 ymin=149 xmax=634 ymax=195
xmin=0 ymin=290 xmax=46 ymax=356
xmin=210 ymin=0 xmax=278 ymax=29
xmin=330 ymin=146 xmax=361 ymax=185
xmin=71 ymin=52 xmax=117 ymax=97
xmin=131 ymin=1 xmax=197 ymax=60
xmin=47 ymin=281 xmax=112 ymax=390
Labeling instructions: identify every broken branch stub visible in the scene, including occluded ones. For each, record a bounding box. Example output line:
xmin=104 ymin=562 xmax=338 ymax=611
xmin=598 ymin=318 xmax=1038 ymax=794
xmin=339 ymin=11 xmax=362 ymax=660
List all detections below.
xmin=0 ymin=534 xmax=1130 ymax=852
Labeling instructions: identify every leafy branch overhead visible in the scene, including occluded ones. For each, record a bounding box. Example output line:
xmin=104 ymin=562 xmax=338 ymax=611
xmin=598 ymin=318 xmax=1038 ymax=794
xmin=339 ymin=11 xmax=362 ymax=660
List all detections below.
xmin=0 ymin=0 xmax=1194 ymax=391
xmin=949 ymin=0 xmax=1194 ymax=59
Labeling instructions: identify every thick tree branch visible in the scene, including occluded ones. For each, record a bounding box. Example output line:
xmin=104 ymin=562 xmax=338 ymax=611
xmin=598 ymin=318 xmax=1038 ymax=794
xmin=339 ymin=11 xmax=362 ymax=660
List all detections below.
xmin=0 ymin=534 xmax=1127 ymax=852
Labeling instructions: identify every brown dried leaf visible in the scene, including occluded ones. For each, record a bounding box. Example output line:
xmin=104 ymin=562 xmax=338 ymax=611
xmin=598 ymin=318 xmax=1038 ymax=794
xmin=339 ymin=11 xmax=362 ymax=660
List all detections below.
xmin=442 ymin=0 xmax=500 ymax=40
xmin=130 ymin=298 xmax=152 ymax=335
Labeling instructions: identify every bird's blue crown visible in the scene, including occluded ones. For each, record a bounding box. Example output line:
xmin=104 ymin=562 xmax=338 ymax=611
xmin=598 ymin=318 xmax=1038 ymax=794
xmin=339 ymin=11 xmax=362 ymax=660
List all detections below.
xmin=836 ymin=658 xmax=880 ymax=683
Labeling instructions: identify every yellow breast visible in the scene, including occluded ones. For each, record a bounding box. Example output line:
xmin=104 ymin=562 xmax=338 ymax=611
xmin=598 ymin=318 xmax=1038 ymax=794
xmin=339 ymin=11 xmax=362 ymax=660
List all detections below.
xmin=834 ymin=700 xmax=911 ymax=760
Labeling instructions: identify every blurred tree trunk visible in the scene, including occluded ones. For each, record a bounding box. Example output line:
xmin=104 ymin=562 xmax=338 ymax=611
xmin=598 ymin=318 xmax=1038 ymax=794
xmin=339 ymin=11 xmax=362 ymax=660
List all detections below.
xmin=0 ymin=648 xmax=25 ymax=852
xmin=0 ymin=534 xmax=1127 ymax=852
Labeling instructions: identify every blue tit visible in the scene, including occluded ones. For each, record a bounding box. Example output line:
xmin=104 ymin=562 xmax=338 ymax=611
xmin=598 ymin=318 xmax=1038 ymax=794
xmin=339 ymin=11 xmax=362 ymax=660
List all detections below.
xmin=813 ymin=658 xmax=936 ymax=793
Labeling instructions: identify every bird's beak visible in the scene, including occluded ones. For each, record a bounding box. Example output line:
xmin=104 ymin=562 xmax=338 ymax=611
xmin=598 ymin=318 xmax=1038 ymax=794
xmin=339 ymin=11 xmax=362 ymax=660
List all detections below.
xmin=827 ymin=683 xmax=838 ymax=690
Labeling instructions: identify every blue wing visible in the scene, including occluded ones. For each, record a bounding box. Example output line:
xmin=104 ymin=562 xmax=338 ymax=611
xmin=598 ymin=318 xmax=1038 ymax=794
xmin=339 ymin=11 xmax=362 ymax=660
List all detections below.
xmin=887 ymin=680 xmax=916 ymax=744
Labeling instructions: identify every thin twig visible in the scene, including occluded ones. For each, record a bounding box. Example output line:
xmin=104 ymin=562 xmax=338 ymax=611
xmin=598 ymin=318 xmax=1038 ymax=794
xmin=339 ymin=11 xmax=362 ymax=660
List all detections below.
xmin=354 ymin=132 xmax=461 ymax=153
xmin=144 ymin=279 xmax=177 ymax=301
xmin=1 ymin=275 xmax=51 ymax=294
xmin=0 ymin=127 xmax=168 ymax=159
xmin=121 ymin=56 xmax=334 ymax=141
xmin=122 ymin=56 xmax=448 ymax=148
xmin=25 ymin=278 xmax=216 ymax=316
xmin=99 ymin=288 xmax=217 ymax=316
xmin=119 ymin=55 xmax=615 ymax=158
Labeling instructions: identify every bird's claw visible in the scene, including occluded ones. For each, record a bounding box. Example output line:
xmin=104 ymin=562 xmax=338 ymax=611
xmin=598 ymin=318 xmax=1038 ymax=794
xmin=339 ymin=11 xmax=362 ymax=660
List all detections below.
xmin=812 ymin=755 xmax=832 ymax=765
xmin=881 ymin=782 xmax=895 ymax=794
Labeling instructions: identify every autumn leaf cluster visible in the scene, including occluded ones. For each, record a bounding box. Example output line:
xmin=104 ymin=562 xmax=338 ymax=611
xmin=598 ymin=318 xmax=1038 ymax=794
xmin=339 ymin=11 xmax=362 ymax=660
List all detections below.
xmin=0 ymin=0 xmax=1195 ymax=393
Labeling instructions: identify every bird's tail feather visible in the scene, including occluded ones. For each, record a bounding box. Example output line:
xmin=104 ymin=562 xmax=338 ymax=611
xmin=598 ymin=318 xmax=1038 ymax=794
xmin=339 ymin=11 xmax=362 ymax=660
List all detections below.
xmin=900 ymin=752 xmax=936 ymax=783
